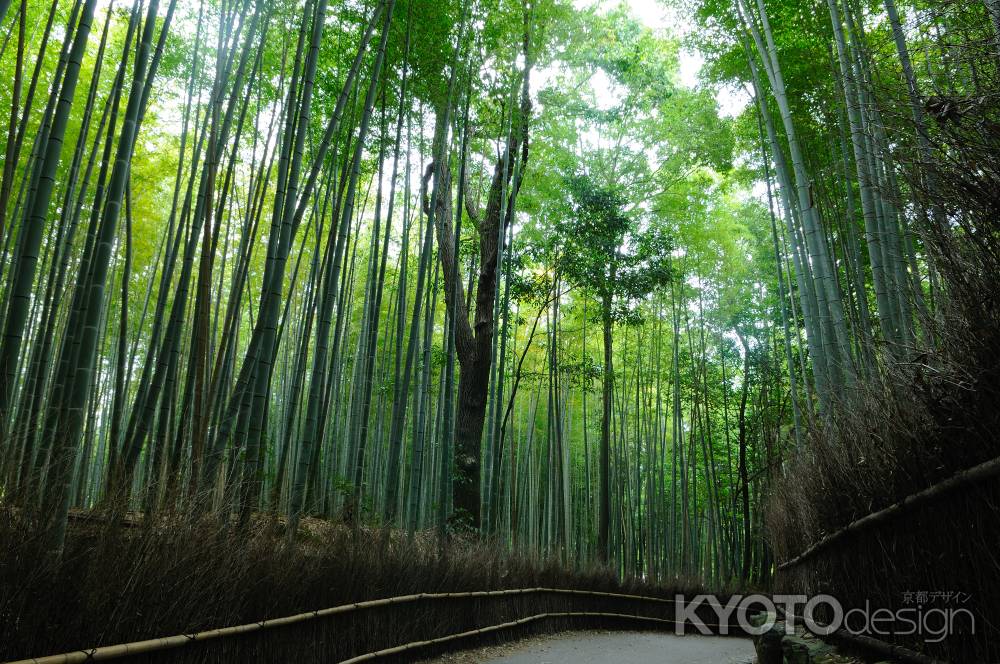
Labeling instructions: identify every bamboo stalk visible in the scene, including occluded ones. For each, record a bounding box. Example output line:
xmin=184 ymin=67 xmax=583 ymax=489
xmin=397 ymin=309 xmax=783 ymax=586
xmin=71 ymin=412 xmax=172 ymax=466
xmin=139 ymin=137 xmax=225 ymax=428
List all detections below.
xmin=779 ymin=454 xmax=1000 ymax=569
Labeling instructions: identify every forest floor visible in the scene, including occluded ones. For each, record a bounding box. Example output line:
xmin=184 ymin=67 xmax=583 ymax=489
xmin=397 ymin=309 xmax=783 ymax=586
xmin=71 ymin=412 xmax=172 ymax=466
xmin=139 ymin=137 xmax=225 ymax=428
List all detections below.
xmin=418 ymin=630 xmax=756 ymax=663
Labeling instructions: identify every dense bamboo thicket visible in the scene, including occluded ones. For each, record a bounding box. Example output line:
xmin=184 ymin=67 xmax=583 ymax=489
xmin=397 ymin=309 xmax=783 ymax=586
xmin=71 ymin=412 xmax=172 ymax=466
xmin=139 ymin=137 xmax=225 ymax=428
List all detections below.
xmin=0 ymin=0 xmax=788 ymax=586
xmin=683 ymin=0 xmax=1000 ymax=658
xmin=0 ymin=0 xmax=998 ymax=656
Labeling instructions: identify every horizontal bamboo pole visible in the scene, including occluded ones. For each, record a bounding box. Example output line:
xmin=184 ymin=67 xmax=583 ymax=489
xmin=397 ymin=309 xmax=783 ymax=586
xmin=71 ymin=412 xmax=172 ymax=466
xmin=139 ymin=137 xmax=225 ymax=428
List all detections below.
xmin=779 ymin=610 xmax=948 ymax=664
xmin=778 ymin=453 xmax=1000 ymax=570
xmin=338 ymin=612 xmax=727 ymax=664
xmin=827 ymin=628 xmax=947 ymax=664
xmin=3 ymin=587 xmax=692 ymax=664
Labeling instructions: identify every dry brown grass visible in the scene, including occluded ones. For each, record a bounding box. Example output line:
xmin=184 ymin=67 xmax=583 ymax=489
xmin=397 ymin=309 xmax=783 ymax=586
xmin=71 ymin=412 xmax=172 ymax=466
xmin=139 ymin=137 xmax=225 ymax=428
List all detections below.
xmin=0 ymin=510 xmax=713 ymax=663
xmin=766 ymin=27 xmax=1000 ymax=659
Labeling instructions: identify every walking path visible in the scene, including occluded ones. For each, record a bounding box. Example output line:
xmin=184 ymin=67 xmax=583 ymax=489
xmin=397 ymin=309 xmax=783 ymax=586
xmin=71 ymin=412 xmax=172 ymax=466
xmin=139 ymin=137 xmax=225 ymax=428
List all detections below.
xmin=423 ymin=629 xmax=756 ymax=663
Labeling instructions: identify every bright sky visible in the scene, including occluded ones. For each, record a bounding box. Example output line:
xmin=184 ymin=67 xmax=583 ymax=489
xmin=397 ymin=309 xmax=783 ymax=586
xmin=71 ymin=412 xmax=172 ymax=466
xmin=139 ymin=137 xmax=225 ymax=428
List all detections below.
xmin=573 ymin=0 xmax=749 ymax=117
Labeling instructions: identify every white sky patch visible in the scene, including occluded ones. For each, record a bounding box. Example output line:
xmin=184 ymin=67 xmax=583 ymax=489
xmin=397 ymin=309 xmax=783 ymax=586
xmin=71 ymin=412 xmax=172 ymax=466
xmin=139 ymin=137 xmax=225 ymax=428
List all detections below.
xmin=715 ymin=84 xmax=751 ymax=118
xmin=590 ymin=69 xmax=622 ymax=110
xmin=621 ymin=0 xmax=671 ymax=29
xmin=678 ymin=49 xmax=703 ymax=88
xmin=680 ymin=51 xmax=749 ymax=117
xmin=573 ymin=0 xmax=749 ymax=118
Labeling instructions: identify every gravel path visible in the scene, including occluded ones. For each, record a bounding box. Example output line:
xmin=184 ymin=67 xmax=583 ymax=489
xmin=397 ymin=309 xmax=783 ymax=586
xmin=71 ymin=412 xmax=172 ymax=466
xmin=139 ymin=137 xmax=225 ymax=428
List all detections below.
xmin=421 ymin=629 xmax=756 ymax=663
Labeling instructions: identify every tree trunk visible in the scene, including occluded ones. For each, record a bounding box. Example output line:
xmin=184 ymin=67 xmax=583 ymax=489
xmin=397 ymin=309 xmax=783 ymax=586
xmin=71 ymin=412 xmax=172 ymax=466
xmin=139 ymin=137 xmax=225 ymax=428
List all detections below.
xmin=598 ymin=286 xmax=613 ymax=563
xmin=737 ymin=333 xmax=752 ymax=583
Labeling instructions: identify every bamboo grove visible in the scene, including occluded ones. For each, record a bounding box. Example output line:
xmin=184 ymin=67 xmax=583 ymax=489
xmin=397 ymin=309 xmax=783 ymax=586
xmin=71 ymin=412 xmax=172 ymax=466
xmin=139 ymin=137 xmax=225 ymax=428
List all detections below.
xmin=0 ymin=0 xmax=995 ymax=588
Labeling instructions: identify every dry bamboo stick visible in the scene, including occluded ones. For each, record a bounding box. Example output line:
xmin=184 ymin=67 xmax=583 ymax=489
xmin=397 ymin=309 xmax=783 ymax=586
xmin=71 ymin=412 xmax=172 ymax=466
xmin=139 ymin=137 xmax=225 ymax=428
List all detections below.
xmin=827 ymin=629 xmax=948 ymax=664
xmin=778 ymin=454 xmax=1000 ymax=570
xmin=3 ymin=588 xmax=687 ymax=664
xmin=779 ymin=610 xmax=948 ymax=664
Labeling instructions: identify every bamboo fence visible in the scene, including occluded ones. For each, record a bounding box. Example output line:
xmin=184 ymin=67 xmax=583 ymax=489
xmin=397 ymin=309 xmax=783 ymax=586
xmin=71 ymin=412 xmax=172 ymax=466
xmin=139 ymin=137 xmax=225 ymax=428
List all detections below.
xmin=4 ymin=587 xmax=718 ymax=664
xmin=777 ymin=453 xmax=1000 ymax=570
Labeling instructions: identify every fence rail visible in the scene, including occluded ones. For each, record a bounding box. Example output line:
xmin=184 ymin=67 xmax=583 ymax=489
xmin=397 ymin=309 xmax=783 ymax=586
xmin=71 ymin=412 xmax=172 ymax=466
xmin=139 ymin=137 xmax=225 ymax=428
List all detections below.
xmin=777 ymin=453 xmax=1000 ymax=570
xmin=777 ymin=610 xmax=946 ymax=664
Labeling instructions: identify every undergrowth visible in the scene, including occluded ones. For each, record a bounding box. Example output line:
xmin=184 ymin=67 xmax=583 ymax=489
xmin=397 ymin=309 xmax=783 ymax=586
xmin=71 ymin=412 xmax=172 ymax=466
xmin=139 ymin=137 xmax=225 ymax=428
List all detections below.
xmin=766 ymin=24 xmax=1000 ymax=661
xmin=0 ymin=512 xmax=712 ymax=663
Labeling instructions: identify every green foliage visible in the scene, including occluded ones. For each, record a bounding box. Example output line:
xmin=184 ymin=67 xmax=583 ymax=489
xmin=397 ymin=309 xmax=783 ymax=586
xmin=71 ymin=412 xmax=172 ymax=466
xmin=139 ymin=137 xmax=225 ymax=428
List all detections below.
xmin=557 ymin=173 xmax=673 ymax=315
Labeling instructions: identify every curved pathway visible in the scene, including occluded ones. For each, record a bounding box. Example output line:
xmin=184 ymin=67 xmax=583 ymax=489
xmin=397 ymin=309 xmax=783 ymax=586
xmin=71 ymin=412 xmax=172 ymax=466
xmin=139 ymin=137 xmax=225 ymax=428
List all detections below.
xmin=427 ymin=630 xmax=756 ymax=663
